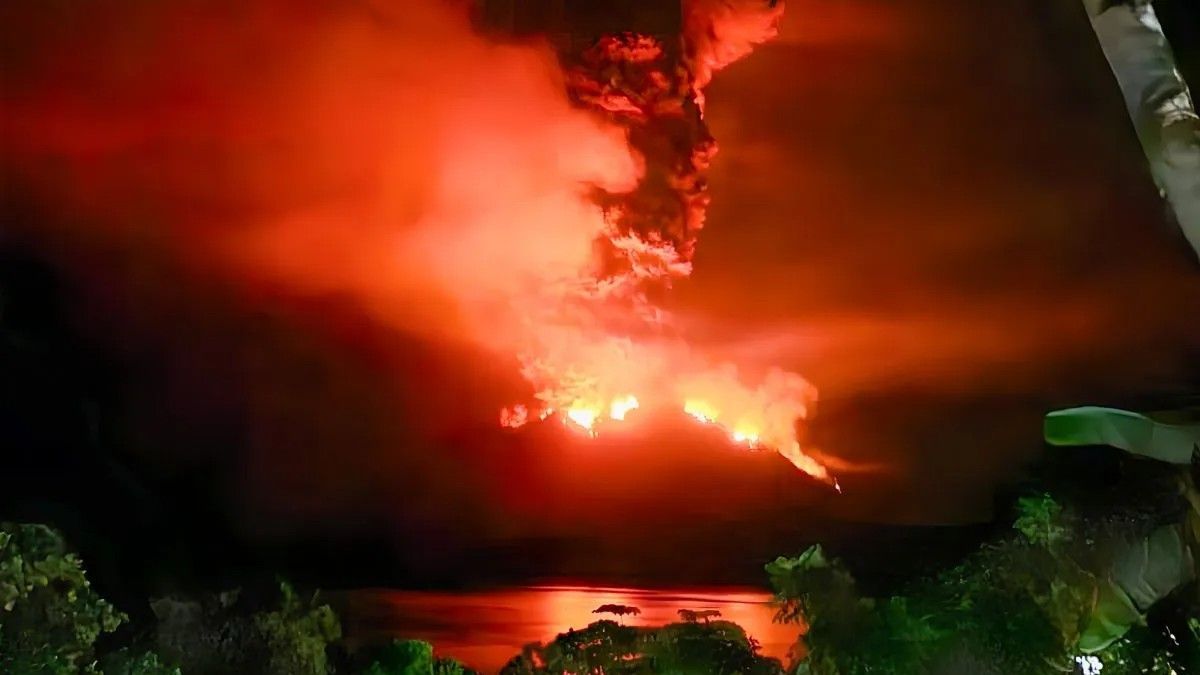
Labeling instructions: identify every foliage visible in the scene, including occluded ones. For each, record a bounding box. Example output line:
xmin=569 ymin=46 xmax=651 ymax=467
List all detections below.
xmin=152 ymin=579 xmax=342 ymax=675
xmin=501 ymin=619 xmax=783 ymax=674
xmin=676 ymin=609 xmax=721 ymax=623
xmin=1076 ymin=519 xmax=1194 ymax=654
xmin=1012 ymin=494 xmax=1070 ymax=547
xmin=98 ymin=649 xmax=181 ymax=675
xmin=505 ymin=619 xmax=642 ymax=674
xmin=593 ymin=604 xmax=641 ymax=618
xmin=251 ymin=581 xmax=342 ymax=675
xmin=0 ymin=523 xmax=127 ymax=674
xmin=769 ymin=495 xmax=1198 ymax=675
xmin=764 ymin=546 xmax=859 ymax=627
xmin=641 ymin=621 xmax=781 ymax=675
xmin=0 ymin=522 xmax=493 ymax=675
xmin=360 ymin=639 xmax=473 ymax=675
xmin=1090 ymin=619 xmax=1200 ymax=675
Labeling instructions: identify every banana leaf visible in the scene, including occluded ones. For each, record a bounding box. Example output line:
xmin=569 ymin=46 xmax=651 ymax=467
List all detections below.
xmin=1112 ymin=523 xmax=1195 ymax=611
xmin=1078 ymin=524 xmax=1196 ymax=653
xmin=1046 ymin=404 xmax=1199 ymax=652
xmin=1079 ymin=578 xmax=1142 ymax=654
xmin=1043 ymin=406 xmax=1200 ymax=464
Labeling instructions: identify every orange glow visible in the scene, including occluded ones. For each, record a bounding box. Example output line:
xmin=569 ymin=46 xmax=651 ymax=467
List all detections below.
xmin=532 ymin=586 xmax=796 ymax=664
xmin=351 ymin=586 xmax=799 ymax=672
xmin=732 ymin=429 xmax=760 ymax=447
xmin=490 ymin=0 xmax=830 ymax=484
xmin=684 ymin=400 xmax=719 ymax=424
xmin=684 ymin=0 xmax=786 ymax=108
xmin=2 ymin=0 xmax=830 ymax=482
xmin=565 ymin=407 xmax=600 ymax=434
xmin=500 ymin=405 xmax=529 ymax=429
xmin=479 ymin=0 xmax=833 ymax=484
xmin=609 ymin=395 xmax=640 ymax=421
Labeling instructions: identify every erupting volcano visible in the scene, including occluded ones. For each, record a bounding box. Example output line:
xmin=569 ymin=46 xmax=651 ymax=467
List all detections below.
xmin=2 ymin=0 xmax=830 ymax=484
xmin=483 ymin=0 xmax=829 ymax=482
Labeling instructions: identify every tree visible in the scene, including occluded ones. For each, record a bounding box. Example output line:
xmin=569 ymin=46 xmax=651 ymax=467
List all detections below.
xmin=593 ymin=604 xmax=642 ymax=619
xmin=153 ymin=579 xmax=342 ymax=675
xmin=767 ymin=495 xmax=1198 ymax=674
xmin=0 ymin=523 xmax=127 ymax=674
xmin=360 ymin=639 xmax=474 ymax=675
xmin=502 ymin=619 xmax=783 ymax=674
xmin=677 ymin=609 xmax=722 ymax=623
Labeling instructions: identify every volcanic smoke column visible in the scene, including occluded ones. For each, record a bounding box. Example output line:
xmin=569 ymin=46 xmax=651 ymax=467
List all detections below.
xmin=482 ymin=1 xmax=830 ymax=481
xmin=0 ymin=0 xmax=826 ymax=479
xmin=564 ymin=0 xmax=788 ymax=264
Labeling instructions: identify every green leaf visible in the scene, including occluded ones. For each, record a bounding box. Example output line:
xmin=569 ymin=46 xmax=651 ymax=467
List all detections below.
xmin=1110 ymin=524 xmax=1194 ymax=612
xmin=1 ymin=523 xmax=129 ymax=673
xmin=364 ymin=639 xmax=435 ymax=675
xmin=1044 ymin=406 xmax=1199 ymax=464
xmin=1013 ymin=494 xmax=1071 ymax=546
xmin=1079 ymin=580 xmax=1141 ymax=654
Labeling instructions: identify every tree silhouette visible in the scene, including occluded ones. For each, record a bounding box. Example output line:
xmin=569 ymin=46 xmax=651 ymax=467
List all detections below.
xmin=677 ymin=609 xmax=722 ymax=624
xmin=592 ymin=604 xmax=641 ymax=620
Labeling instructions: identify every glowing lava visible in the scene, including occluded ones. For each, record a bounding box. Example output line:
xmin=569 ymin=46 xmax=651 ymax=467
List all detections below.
xmin=565 ymin=407 xmax=601 ymax=435
xmin=732 ymin=429 xmax=760 ymax=447
xmin=684 ymin=401 xmax=763 ymax=451
xmin=684 ymin=400 xmax=719 ymax=424
xmin=609 ymin=395 xmax=640 ymax=421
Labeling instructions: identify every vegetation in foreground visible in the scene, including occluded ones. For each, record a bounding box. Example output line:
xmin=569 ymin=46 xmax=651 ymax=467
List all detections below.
xmin=0 ymin=522 xmax=473 ymax=675
xmin=4 ymin=475 xmax=1200 ymax=673
xmin=1 ymin=518 xmax=778 ymax=674
xmin=500 ymin=618 xmax=782 ymax=674
xmin=769 ymin=489 xmax=1200 ymax=674
xmin=491 ymin=486 xmax=1200 ymax=674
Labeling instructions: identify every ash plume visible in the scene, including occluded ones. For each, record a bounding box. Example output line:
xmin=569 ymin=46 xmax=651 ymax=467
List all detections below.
xmin=497 ymin=0 xmax=827 ymax=478
xmin=2 ymin=0 xmax=827 ymax=478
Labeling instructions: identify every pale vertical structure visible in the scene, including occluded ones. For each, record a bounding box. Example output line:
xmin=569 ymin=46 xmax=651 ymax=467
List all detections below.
xmin=1083 ymin=0 xmax=1200 ymax=260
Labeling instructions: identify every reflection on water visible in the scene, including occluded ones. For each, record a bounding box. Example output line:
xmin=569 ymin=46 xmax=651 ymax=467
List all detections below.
xmin=338 ymin=586 xmax=797 ymax=672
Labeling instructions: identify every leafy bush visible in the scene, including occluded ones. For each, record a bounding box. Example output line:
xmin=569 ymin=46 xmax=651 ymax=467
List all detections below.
xmin=0 ymin=523 xmax=126 ymax=674
xmin=641 ymin=621 xmax=782 ymax=675
xmin=501 ymin=619 xmax=783 ymax=674
xmin=1012 ymin=494 xmax=1070 ymax=547
xmin=360 ymin=639 xmax=472 ymax=675
xmin=768 ymin=495 xmax=1198 ymax=674
xmin=252 ymin=582 xmax=342 ymax=675
xmin=1 ymin=522 xmax=485 ymax=675
xmin=98 ymin=649 xmax=181 ymax=675
xmin=153 ymin=580 xmax=341 ymax=675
